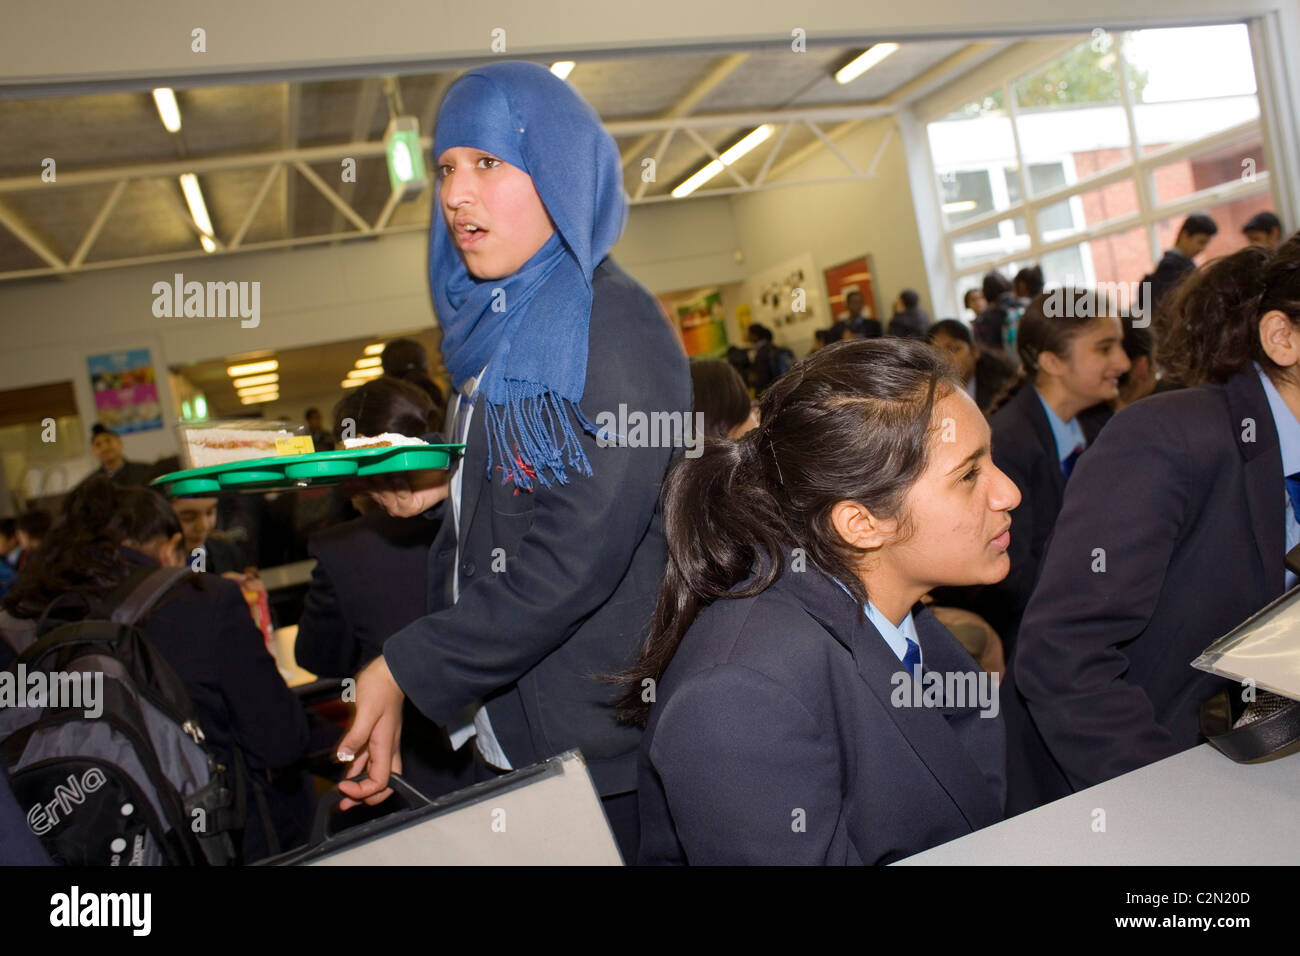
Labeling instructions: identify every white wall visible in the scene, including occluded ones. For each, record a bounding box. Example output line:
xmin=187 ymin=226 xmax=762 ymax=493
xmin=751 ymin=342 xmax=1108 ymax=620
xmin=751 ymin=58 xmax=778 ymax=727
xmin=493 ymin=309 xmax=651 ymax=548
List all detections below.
xmin=728 ymin=117 xmax=934 ymax=337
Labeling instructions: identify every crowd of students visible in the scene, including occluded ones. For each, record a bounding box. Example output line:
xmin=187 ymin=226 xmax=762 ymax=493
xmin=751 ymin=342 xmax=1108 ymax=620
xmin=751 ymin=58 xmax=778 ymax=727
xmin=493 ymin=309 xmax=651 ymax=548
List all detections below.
xmin=2 ymin=58 xmax=1296 ymax=866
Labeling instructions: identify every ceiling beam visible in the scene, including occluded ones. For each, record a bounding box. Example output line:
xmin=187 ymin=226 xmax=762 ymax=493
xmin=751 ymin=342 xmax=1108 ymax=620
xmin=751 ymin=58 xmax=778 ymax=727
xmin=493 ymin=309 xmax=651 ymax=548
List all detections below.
xmin=69 ymin=178 xmax=128 ymax=268
xmin=330 ymin=77 xmax=381 ymax=239
xmin=0 ymin=198 xmax=66 ymax=270
xmin=618 ymin=52 xmax=749 ymax=168
xmin=763 ymin=42 xmax=1001 ymax=184
xmin=282 ymin=81 xmax=300 ymax=239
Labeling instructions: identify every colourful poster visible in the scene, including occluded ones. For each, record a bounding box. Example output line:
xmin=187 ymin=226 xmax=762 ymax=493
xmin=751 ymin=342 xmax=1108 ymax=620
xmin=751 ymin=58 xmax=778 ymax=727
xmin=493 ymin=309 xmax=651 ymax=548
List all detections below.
xmin=87 ymin=348 xmax=163 ymax=433
xmin=661 ymin=289 xmax=729 ymax=358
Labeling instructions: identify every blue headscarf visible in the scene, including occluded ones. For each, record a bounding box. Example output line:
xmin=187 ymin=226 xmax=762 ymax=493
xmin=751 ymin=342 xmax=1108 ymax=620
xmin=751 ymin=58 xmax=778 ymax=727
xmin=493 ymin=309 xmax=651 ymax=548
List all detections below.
xmin=430 ymin=61 xmax=627 ymax=492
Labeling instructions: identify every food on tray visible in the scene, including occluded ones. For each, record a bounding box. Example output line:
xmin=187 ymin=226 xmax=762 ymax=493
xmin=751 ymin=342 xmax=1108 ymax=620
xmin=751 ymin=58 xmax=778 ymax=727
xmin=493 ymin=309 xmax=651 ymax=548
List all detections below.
xmin=181 ymin=421 xmax=296 ymax=468
xmin=342 ymin=433 xmax=430 ymax=450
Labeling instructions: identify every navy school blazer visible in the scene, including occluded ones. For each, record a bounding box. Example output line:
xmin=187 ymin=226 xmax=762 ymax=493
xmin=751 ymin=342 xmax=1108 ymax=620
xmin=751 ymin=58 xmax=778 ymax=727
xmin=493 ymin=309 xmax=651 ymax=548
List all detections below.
xmin=637 ymin=565 xmax=1006 ymax=865
xmin=1010 ymin=367 xmax=1273 ymax=804
xmin=383 ymin=256 xmax=692 ymax=797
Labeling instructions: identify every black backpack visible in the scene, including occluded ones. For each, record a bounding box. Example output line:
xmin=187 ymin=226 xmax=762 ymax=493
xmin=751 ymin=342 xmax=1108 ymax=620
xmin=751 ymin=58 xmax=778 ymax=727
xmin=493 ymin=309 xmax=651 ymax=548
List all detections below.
xmin=0 ymin=568 xmax=244 ymax=865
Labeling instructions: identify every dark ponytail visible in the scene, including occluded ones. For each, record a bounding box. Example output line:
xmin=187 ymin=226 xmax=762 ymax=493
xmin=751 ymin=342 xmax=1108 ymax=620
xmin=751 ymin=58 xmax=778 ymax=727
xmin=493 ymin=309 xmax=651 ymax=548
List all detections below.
xmin=616 ymin=338 xmax=960 ymax=726
xmin=1158 ymin=239 xmax=1300 ymax=386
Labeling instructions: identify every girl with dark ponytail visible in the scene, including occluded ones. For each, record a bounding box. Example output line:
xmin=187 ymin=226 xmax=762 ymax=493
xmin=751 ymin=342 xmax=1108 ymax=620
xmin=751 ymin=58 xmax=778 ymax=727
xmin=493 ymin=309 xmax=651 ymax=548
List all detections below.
xmin=629 ymin=337 xmax=1022 ymax=864
xmin=1009 ymin=237 xmax=1300 ymax=814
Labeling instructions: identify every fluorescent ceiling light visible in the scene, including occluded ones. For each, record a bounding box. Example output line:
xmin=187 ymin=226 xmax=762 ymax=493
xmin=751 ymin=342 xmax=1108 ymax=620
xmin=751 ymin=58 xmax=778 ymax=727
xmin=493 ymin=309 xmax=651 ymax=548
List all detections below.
xmin=341 ymin=379 xmax=364 ymax=388
xmin=227 ymin=359 xmax=278 ymax=377
xmin=720 ymin=125 xmax=773 ymax=165
xmin=354 ymin=356 xmax=382 ymax=369
xmin=240 ymin=393 xmax=278 ymax=405
xmin=237 ymin=383 xmax=280 ymax=398
xmin=232 ymin=373 xmax=279 ymax=389
xmin=943 ymin=200 xmax=978 ymax=213
xmin=179 ymin=172 xmax=216 ymax=252
xmin=672 ymin=125 xmax=774 ymax=199
xmin=363 ymin=343 xmax=385 ymax=356
xmin=835 ymin=43 xmax=900 ymax=85
xmin=152 ymin=88 xmax=181 ymax=132
xmin=550 ymin=61 xmax=575 ymax=80
xmin=346 ymin=367 xmax=384 ymax=381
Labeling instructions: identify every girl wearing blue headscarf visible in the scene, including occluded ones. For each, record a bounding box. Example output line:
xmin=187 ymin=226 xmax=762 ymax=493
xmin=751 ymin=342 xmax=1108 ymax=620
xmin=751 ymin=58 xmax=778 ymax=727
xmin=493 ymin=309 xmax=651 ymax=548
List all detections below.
xmin=337 ymin=61 xmax=691 ymax=859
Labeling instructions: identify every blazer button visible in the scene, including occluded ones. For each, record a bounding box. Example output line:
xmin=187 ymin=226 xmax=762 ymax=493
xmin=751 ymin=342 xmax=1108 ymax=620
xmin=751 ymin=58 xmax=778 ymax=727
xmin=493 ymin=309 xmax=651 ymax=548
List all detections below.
xmin=461 ymin=560 xmax=476 ymax=577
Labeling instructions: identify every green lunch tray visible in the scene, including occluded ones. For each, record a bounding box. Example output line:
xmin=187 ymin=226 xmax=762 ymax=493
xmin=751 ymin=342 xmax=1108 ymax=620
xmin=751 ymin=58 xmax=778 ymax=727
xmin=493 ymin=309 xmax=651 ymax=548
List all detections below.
xmin=151 ymin=443 xmax=465 ymax=497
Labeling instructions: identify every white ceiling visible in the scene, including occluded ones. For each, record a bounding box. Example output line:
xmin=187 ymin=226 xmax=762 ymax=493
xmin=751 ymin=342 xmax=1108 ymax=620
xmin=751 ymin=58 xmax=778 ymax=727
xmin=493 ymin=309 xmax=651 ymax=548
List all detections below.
xmin=0 ymin=40 xmax=1011 ymax=281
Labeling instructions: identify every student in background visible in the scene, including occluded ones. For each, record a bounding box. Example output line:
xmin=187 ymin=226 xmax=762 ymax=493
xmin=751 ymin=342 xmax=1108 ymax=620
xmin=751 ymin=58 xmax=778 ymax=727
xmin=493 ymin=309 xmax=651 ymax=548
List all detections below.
xmin=11 ymin=510 xmax=51 ymax=572
xmin=381 ymin=338 xmax=447 ymax=421
xmin=627 ymin=339 xmax=1017 ymax=864
xmin=1012 ymin=266 xmax=1044 ymax=301
xmin=964 ymin=288 xmax=987 ymax=320
xmin=83 ymin=423 xmax=156 ymax=487
xmin=746 ymin=323 xmax=794 ymax=394
xmin=171 ymin=496 xmax=246 ymax=574
xmin=689 ymin=360 xmax=759 ymax=440
xmin=305 ymin=407 xmax=334 ymax=452
xmin=1115 ymin=314 xmax=1158 ymax=410
xmin=297 ymin=377 xmax=472 ymax=798
xmin=926 ymin=319 xmax=1016 ymax=415
xmin=841 ymin=289 xmax=882 ymax=339
xmin=1011 ymin=241 xmax=1300 ymax=811
xmin=1 ymin=478 xmax=312 ymax=862
xmin=888 ymin=289 xmax=931 ymax=340
xmin=973 ymin=271 xmax=1014 ymax=353
xmin=947 ymin=291 xmax=1129 ymax=658
xmin=1243 ymin=211 xmax=1283 ymax=251
xmin=1143 ymin=212 xmax=1218 ymax=313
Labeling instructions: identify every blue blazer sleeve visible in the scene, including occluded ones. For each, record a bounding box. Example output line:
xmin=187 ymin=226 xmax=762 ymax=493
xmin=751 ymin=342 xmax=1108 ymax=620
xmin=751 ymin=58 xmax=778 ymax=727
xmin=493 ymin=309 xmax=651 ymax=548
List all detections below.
xmin=648 ymin=663 xmax=841 ymax=864
xmin=1015 ymin=400 xmax=1192 ymax=788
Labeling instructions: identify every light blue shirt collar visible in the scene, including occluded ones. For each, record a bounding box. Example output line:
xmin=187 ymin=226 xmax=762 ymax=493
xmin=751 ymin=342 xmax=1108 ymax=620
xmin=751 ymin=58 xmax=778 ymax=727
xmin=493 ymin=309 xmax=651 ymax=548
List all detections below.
xmin=1256 ymin=363 xmax=1300 ymax=477
xmin=965 ymin=376 xmax=977 ymax=400
xmin=831 ymin=577 xmax=921 ymax=667
xmin=1033 ymin=386 xmax=1086 ymax=465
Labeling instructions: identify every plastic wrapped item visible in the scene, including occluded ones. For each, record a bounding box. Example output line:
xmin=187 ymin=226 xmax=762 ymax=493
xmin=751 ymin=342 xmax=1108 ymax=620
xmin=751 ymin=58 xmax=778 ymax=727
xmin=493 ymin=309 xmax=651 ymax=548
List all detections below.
xmin=176 ymin=419 xmax=308 ymax=469
xmin=1193 ymin=585 xmax=1300 ymax=702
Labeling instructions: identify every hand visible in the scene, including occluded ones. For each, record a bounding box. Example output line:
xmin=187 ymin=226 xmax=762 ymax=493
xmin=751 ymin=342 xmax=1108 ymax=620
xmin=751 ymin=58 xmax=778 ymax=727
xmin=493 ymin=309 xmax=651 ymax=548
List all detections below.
xmin=336 ymin=655 xmax=406 ymax=809
xmin=341 ymin=470 xmax=450 ymax=518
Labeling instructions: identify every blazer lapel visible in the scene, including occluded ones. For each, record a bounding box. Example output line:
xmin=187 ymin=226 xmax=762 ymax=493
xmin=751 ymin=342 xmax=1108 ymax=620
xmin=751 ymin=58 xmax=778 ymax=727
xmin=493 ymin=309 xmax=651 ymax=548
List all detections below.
xmin=456 ymin=391 xmax=487 ymax=555
xmin=1018 ymin=385 xmax=1066 ymax=501
xmin=790 ymin=570 xmax=1003 ymax=830
xmin=1226 ymin=369 xmax=1285 ymax=601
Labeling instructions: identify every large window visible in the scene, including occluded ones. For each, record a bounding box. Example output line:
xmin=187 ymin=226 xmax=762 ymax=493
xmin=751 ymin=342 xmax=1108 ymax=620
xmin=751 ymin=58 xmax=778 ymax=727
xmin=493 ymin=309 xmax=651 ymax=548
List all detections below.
xmin=928 ymin=23 xmax=1272 ymax=303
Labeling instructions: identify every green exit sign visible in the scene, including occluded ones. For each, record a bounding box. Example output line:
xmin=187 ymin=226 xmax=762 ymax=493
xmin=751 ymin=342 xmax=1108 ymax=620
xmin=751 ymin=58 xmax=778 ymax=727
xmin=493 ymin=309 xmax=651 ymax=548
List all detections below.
xmin=385 ymin=117 xmax=427 ymax=198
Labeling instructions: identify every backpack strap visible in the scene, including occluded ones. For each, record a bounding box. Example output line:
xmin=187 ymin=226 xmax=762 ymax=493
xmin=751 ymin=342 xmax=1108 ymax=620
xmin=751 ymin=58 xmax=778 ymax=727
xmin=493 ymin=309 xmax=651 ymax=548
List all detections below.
xmin=111 ymin=567 xmax=193 ymax=626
